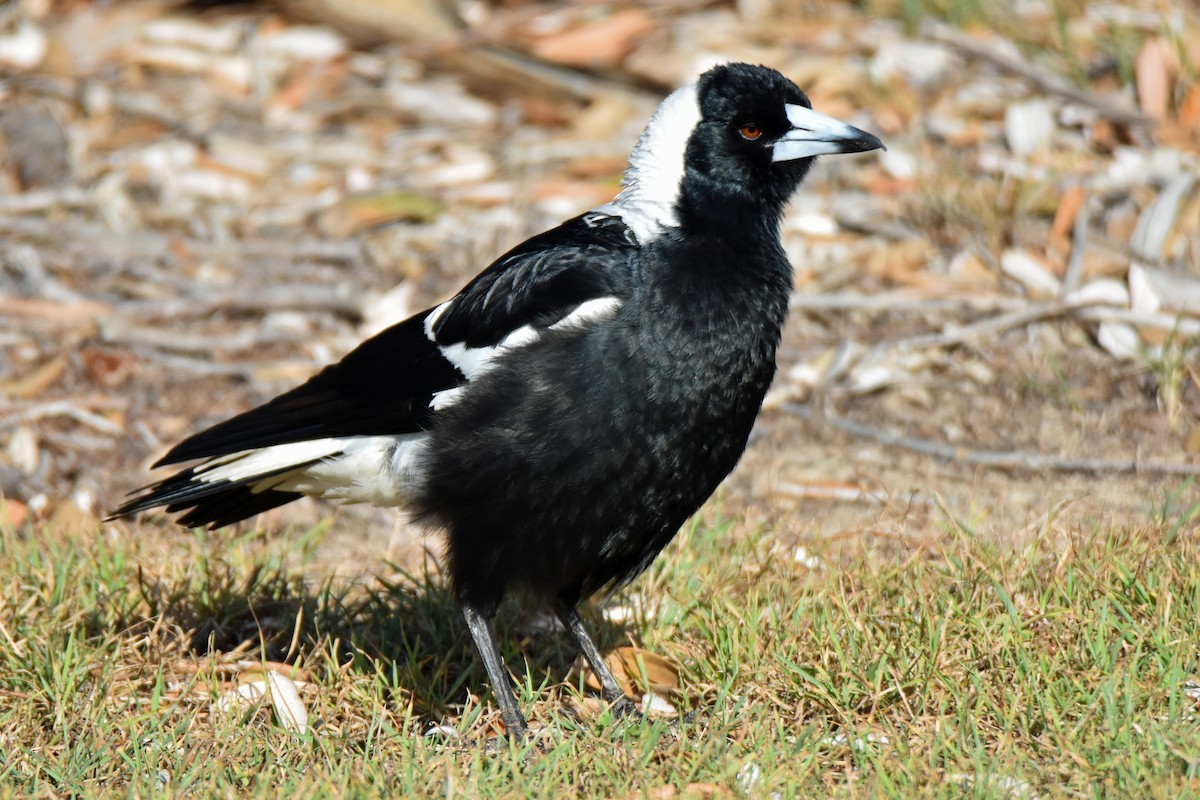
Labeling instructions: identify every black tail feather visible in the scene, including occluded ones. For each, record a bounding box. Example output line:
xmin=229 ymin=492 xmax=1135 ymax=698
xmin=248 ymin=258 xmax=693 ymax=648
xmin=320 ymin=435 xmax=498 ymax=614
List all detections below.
xmin=108 ymin=460 xmax=321 ymax=529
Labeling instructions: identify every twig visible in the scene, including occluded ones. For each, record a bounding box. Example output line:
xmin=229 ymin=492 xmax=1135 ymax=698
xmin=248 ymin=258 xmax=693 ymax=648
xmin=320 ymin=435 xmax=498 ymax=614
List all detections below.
xmin=0 ymin=215 xmax=361 ymax=266
xmin=1060 ymin=189 xmax=1089 ymax=295
xmin=119 ymin=286 xmax=364 ymax=321
xmin=867 ymin=298 xmax=1097 ymax=355
xmin=789 ymin=291 xmax=1024 ymax=314
xmin=1075 ymin=306 xmax=1200 ymax=335
xmin=783 ymin=403 xmax=1200 ymax=476
xmin=922 ymin=21 xmax=1153 ymax=128
xmin=99 ymin=321 xmax=301 ymax=356
xmin=120 ymin=350 xmax=262 ymax=379
xmin=0 ymin=401 xmax=124 ymax=435
xmin=775 ymin=481 xmax=892 ymax=505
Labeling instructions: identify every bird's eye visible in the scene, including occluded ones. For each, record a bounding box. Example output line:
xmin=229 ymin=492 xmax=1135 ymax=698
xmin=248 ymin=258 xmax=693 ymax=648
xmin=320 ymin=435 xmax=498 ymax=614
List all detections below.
xmin=739 ymin=123 xmax=763 ymax=141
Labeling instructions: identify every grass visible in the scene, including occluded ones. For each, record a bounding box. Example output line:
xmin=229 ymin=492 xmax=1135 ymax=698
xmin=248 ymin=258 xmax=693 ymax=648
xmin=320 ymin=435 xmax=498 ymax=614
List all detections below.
xmin=1 ymin=500 xmax=1198 ymax=798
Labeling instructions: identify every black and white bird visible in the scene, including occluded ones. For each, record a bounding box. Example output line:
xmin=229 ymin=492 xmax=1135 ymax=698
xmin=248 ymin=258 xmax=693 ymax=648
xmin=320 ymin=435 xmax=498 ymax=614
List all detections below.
xmin=110 ymin=63 xmax=883 ymax=739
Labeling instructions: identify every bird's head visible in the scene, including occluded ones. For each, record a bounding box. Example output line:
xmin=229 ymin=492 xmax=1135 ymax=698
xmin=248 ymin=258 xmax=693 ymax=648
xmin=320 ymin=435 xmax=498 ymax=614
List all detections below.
xmin=611 ymin=62 xmax=884 ymax=239
xmin=684 ymin=62 xmax=884 ymax=225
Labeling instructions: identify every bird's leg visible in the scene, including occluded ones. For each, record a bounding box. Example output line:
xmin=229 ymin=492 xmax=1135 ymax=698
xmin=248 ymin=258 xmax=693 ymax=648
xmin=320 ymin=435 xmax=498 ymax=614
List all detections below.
xmin=556 ymin=605 xmax=639 ymax=719
xmin=461 ymin=604 xmax=528 ymax=740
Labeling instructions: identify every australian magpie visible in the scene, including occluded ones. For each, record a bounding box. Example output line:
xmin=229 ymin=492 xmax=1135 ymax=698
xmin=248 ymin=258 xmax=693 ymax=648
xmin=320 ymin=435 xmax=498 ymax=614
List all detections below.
xmin=110 ymin=62 xmax=883 ymax=739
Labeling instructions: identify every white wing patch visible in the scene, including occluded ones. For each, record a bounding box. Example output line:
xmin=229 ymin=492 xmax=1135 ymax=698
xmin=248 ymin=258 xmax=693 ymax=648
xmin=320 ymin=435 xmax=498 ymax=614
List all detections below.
xmin=426 ymin=296 xmax=623 ymax=411
xmin=194 ymin=434 xmax=426 ymax=507
xmin=595 ymin=83 xmax=700 ymax=243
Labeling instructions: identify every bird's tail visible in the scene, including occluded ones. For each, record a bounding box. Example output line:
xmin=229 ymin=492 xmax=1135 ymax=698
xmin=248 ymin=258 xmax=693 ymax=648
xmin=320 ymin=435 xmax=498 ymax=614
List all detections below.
xmin=107 ymin=443 xmax=334 ymax=528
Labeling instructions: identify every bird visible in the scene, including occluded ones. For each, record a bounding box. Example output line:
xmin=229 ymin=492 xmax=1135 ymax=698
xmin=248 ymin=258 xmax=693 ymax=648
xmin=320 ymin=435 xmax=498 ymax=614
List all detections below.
xmin=109 ymin=62 xmax=884 ymax=739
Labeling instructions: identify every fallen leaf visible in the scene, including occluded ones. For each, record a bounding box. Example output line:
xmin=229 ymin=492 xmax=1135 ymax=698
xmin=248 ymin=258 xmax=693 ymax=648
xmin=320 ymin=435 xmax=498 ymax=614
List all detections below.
xmin=1183 ymin=425 xmax=1200 ymax=454
xmin=81 ymin=347 xmax=135 ymax=388
xmin=265 ymin=671 xmax=308 ymax=733
xmin=319 ymin=191 xmax=443 ymax=237
xmin=584 ymin=646 xmax=679 ymax=697
xmin=0 ymin=498 xmax=28 ymax=530
xmin=531 ymin=9 xmax=657 ymax=70
xmin=1135 ymin=38 xmax=1178 ymax=121
xmin=0 ymin=355 xmax=68 ymax=399
xmin=1050 ymin=184 xmax=1085 ymax=244
xmin=46 ymin=498 xmax=100 ymax=534
xmin=1179 ymin=83 xmax=1200 ymax=132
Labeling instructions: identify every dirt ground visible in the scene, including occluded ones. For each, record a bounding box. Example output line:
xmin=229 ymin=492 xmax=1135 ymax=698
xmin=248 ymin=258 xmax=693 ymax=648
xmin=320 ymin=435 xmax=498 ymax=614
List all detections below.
xmin=1 ymin=0 xmax=1198 ymax=575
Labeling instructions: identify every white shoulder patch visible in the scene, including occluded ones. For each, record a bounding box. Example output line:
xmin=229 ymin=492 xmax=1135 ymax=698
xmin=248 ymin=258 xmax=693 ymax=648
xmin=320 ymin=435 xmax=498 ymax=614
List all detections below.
xmin=595 ymin=84 xmax=700 ymax=243
xmin=549 ymin=296 xmax=622 ymax=330
xmin=426 ymin=296 xmax=622 ymax=411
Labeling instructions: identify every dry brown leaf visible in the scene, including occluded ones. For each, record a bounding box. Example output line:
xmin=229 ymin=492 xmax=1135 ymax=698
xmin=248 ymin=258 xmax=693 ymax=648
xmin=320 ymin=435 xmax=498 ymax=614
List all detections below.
xmin=1050 ymin=184 xmax=1085 ymax=244
xmin=1135 ymin=38 xmax=1178 ymax=121
xmin=613 ymin=784 xmax=728 ymax=800
xmin=0 ymin=297 xmax=109 ymax=322
xmin=584 ymin=646 xmax=679 ymax=697
xmin=319 ymin=192 xmax=443 ymax=238
xmin=866 ymin=238 xmax=935 ymax=285
xmin=1183 ymin=424 xmax=1200 ymax=454
xmin=277 ymin=0 xmax=461 ymax=46
xmin=0 ymin=498 xmax=28 ymax=530
xmin=531 ymin=9 xmax=657 ymax=71
xmin=0 ymin=355 xmax=68 ymax=399
xmin=1179 ymin=83 xmax=1200 ymax=131
xmin=564 ymin=695 xmax=604 ymax=720
xmin=46 ymin=499 xmax=99 ymax=534
xmin=81 ymin=346 xmax=135 ymax=388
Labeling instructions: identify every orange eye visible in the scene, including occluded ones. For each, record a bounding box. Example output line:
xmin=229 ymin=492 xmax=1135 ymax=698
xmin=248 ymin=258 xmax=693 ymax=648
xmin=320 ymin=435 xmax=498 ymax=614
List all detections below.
xmin=739 ymin=123 xmax=763 ymax=141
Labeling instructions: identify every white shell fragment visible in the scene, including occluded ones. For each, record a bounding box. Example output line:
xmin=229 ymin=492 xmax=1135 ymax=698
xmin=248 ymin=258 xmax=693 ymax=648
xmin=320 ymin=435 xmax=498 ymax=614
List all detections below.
xmin=1096 ymin=322 xmax=1142 ymax=360
xmin=1001 ymin=249 xmax=1060 ymax=297
xmin=879 ymin=148 xmax=917 ymax=180
xmin=869 ymin=40 xmax=953 ymax=88
xmin=1130 ymin=173 xmax=1196 ymax=261
xmin=640 ymin=692 xmax=677 ymax=718
xmin=266 ymin=672 xmax=308 ymax=734
xmin=1004 ymin=99 xmax=1056 ymax=155
xmin=0 ymin=21 xmax=48 ymax=70
xmin=1064 ymin=279 xmax=1129 ymax=307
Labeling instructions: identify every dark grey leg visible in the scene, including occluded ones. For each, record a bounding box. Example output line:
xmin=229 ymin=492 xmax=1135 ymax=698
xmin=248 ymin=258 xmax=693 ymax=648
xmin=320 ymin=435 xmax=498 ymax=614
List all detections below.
xmin=462 ymin=604 xmax=528 ymax=739
xmin=556 ymin=605 xmax=638 ymax=717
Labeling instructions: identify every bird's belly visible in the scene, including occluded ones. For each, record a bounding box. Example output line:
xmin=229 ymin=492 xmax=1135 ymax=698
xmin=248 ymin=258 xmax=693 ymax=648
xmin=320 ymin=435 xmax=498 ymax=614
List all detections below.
xmin=417 ymin=328 xmax=775 ymax=612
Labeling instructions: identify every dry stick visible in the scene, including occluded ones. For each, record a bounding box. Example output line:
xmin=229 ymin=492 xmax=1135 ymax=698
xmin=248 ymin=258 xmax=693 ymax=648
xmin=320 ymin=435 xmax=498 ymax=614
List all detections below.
xmin=866 ymin=298 xmax=1098 ymax=356
xmin=789 ymin=291 xmax=1026 ymax=314
xmin=0 ymin=400 xmax=125 ymax=435
xmin=783 ymin=403 xmax=1200 ymax=477
xmin=1060 ymin=189 xmax=1090 ymax=295
xmin=922 ymin=21 xmax=1154 ymax=128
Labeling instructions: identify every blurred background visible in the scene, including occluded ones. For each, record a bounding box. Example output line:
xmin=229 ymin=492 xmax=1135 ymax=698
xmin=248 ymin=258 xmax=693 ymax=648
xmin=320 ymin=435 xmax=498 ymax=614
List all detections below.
xmin=0 ymin=0 xmax=1198 ymax=564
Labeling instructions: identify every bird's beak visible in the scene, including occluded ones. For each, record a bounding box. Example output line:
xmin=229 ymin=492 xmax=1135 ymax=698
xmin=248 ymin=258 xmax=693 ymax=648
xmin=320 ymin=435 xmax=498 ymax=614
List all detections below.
xmin=772 ymin=103 xmax=885 ymax=162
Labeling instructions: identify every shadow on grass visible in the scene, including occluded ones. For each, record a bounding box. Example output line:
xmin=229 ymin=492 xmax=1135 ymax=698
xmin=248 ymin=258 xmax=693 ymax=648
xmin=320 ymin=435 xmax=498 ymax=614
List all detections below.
xmin=127 ymin=549 xmax=633 ymax=727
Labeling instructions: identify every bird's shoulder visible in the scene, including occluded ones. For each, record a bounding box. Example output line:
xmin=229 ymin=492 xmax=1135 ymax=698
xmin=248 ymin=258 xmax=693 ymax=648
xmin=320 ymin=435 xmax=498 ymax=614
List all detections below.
xmin=429 ymin=212 xmax=639 ymax=349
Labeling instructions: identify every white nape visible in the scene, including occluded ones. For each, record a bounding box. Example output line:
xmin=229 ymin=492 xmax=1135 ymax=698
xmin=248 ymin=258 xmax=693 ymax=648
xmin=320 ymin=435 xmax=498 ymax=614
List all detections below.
xmin=595 ymin=84 xmax=700 ymax=243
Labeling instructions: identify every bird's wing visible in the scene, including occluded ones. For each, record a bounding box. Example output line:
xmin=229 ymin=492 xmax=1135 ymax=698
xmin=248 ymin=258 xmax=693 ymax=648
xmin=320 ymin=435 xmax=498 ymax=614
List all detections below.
xmin=429 ymin=211 xmax=635 ymax=349
xmin=154 ymin=310 xmax=460 ymax=466
xmin=153 ymin=212 xmax=636 ymax=468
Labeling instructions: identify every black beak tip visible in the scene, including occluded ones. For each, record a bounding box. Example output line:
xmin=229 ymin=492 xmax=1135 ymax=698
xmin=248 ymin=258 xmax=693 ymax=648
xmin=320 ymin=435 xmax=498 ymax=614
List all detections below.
xmin=849 ymin=132 xmax=886 ymax=154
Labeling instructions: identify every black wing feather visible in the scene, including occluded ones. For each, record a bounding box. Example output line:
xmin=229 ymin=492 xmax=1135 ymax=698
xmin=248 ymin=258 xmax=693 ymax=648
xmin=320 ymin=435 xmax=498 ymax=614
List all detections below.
xmin=109 ymin=212 xmax=639 ymax=527
xmin=433 ymin=213 xmax=636 ymax=348
xmin=157 ymin=311 xmax=460 ymax=466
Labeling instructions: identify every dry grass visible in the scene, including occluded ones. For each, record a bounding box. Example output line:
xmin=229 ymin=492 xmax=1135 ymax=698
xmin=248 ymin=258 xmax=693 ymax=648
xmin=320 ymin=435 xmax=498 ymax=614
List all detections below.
xmin=2 ymin=499 xmax=1198 ymax=797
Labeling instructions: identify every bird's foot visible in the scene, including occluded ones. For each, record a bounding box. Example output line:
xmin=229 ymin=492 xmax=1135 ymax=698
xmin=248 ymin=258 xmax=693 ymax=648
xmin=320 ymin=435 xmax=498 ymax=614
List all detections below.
xmin=607 ymin=694 xmax=642 ymax=721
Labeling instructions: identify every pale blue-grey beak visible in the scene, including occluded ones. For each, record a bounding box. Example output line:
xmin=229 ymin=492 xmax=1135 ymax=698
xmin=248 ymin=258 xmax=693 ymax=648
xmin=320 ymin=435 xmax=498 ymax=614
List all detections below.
xmin=772 ymin=103 xmax=885 ymax=162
